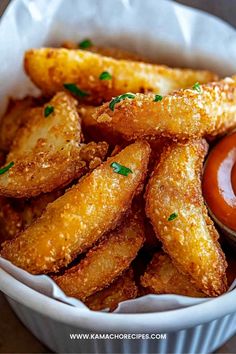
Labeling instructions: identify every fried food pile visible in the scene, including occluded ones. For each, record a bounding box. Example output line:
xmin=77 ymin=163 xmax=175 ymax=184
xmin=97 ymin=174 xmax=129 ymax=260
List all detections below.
xmin=0 ymin=40 xmax=235 ymax=311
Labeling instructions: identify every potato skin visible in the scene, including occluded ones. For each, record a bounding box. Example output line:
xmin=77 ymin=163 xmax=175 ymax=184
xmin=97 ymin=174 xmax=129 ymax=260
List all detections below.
xmin=0 ymin=92 xmax=108 ymax=198
xmin=24 ymin=48 xmax=217 ymax=104
xmin=94 ymin=77 xmax=236 ymax=141
xmin=54 ymin=214 xmax=144 ymax=301
xmin=85 ymin=269 xmax=137 ymax=311
xmin=145 ymin=140 xmax=227 ymax=296
xmin=141 ymin=252 xmax=205 ymax=298
xmin=1 ymin=141 xmax=150 ymax=274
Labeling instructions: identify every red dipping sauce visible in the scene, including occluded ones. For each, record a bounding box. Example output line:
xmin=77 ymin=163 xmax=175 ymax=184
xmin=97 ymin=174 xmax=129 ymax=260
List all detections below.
xmin=202 ymin=132 xmax=236 ymax=232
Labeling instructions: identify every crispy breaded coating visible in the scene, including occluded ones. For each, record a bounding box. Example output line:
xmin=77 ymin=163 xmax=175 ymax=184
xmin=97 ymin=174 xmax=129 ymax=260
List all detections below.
xmin=24 ymin=48 xmax=217 ymax=103
xmin=0 ymin=92 xmax=108 ymax=198
xmin=85 ymin=269 xmax=137 ymax=311
xmin=62 ymin=41 xmax=145 ymax=61
xmin=1 ymin=141 xmax=150 ymax=274
xmin=145 ymin=140 xmax=227 ymax=296
xmin=54 ymin=214 xmax=144 ymax=300
xmin=94 ymin=77 xmax=236 ymax=141
xmin=0 ymin=97 xmax=36 ymax=152
xmin=141 ymin=252 xmax=205 ymax=297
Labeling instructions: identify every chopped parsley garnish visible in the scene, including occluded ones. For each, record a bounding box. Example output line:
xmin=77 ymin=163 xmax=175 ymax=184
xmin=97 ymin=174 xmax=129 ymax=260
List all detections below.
xmin=44 ymin=105 xmax=54 ymax=117
xmin=168 ymin=213 xmax=178 ymax=221
xmin=192 ymin=82 xmax=201 ymax=93
xmin=99 ymin=71 xmax=112 ymax=80
xmin=78 ymin=39 xmax=93 ymax=49
xmin=109 ymin=93 xmax=135 ymax=111
xmin=0 ymin=161 xmax=14 ymax=175
xmin=64 ymin=83 xmax=89 ymax=98
xmin=153 ymin=94 xmax=163 ymax=102
xmin=110 ymin=162 xmax=133 ymax=176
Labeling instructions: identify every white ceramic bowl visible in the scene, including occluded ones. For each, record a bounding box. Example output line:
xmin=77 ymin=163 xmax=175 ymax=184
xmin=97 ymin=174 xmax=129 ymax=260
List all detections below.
xmin=1 ymin=268 xmax=236 ymax=353
xmin=1 ymin=1 xmax=236 ymax=353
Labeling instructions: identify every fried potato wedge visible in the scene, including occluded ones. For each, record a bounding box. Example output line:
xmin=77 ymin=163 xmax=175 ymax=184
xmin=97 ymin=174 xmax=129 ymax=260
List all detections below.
xmin=141 ymin=252 xmax=205 ymax=297
xmin=145 ymin=140 xmax=227 ymax=296
xmin=62 ymin=41 xmax=145 ymax=61
xmin=0 ymin=92 xmax=108 ymax=198
xmin=94 ymin=77 xmax=236 ymax=141
xmin=85 ymin=269 xmax=137 ymax=311
xmin=54 ymin=214 xmax=144 ymax=300
xmin=24 ymin=48 xmax=217 ymax=103
xmin=0 ymin=97 xmax=36 ymax=152
xmin=1 ymin=141 xmax=150 ymax=274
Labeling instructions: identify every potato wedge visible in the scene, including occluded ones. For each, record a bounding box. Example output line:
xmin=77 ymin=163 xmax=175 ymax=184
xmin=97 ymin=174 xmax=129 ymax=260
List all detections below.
xmin=145 ymin=140 xmax=227 ymax=296
xmin=85 ymin=269 xmax=137 ymax=311
xmin=94 ymin=77 xmax=236 ymax=141
xmin=1 ymin=141 xmax=150 ymax=273
xmin=141 ymin=252 xmax=205 ymax=297
xmin=0 ymin=92 xmax=108 ymax=198
xmin=54 ymin=213 xmax=144 ymax=300
xmin=24 ymin=48 xmax=217 ymax=103
xmin=62 ymin=41 xmax=145 ymax=61
xmin=0 ymin=97 xmax=36 ymax=152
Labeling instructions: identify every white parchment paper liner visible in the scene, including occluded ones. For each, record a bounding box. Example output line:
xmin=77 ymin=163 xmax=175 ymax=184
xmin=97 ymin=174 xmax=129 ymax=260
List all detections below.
xmin=0 ymin=0 xmax=236 ymax=313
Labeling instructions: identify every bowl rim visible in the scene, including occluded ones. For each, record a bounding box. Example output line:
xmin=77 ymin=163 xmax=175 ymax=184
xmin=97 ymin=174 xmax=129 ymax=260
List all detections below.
xmin=1 ymin=267 xmax=236 ymax=333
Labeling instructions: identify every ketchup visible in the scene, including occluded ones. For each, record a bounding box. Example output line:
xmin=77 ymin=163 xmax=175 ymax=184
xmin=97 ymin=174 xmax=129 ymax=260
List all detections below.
xmin=202 ymin=132 xmax=236 ymax=232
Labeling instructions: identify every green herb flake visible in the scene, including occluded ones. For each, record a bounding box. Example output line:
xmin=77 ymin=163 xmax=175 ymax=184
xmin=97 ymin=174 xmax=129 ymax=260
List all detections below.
xmin=99 ymin=71 xmax=112 ymax=80
xmin=168 ymin=213 xmax=178 ymax=221
xmin=192 ymin=82 xmax=201 ymax=93
xmin=110 ymin=162 xmax=133 ymax=176
xmin=109 ymin=93 xmax=136 ymax=111
xmin=44 ymin=105 xmax=54 ymax=118
xmin=0 ymin=161 xmax=14 ymax=175
xmin=78 ymin=39 xmax=93 ymax=49
xmin=153 ymin=94 xmax=163 ymax=102
xmin=64 ymin=83 xmax=89 ymax=98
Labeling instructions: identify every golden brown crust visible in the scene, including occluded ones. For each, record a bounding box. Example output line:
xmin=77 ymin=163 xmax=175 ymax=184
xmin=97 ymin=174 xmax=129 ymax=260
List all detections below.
xmin=94 ymin=77 xmax=236 ymax=140
xmin=85 ymin=269 xmax=137 ymax=311
xmin=54 ymin=214 xmax=144 ymax=300
xmin=24 ymin=48 xmax=217 ymax=104
xmin=145 ymin=140 xmax=228 ymax=296
xmin=0 ymin=92 xmax=108 ymax=198
xmin=0 ymin=97 xmax=36 ymax=152
xmin=1 ymin=141 xmax=150 ymax=274
xmin=141 ymin=252 xmax=205 ymax=297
